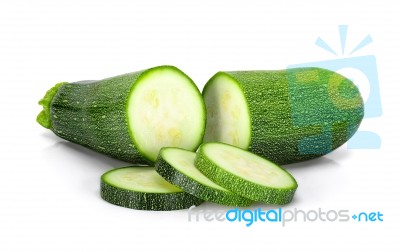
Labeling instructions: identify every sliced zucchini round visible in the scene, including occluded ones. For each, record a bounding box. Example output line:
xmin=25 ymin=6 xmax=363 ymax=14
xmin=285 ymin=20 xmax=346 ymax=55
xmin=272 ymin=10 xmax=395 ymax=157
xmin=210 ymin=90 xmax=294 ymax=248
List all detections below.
xmin=155 ymin=147 xmax=252 ymax=207
xmin=101 ymin=166 xmax=203 ymax=211
xmin=127 ymin=66 xmax=206 ymax=162
xmin=195 ymin=143 xmax=298 ymax=205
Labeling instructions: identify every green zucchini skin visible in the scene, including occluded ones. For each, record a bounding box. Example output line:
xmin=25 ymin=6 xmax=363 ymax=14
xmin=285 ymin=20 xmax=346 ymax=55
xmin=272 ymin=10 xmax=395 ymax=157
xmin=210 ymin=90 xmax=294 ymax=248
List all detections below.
xmin=155 ymin=148 xmax=253 ymax=207
xmin=204 ymin=68 xmax=364 ymax=164
xmin=100 ymin=179 xmax=203 ymax=211
xmin=51 ymin=71 xmax=148 ymax=164
xmin=194 ymin=143 xmax=297 ymax=205
xmin=37 ymin=65 xmax=203 ymax=164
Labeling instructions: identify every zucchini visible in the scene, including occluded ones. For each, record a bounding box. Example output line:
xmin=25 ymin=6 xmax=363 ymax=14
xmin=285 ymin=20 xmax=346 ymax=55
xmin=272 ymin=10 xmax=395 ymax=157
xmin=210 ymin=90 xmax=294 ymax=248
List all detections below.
xmin=155 ymin=147 xmax=252 ymax=207
xmin=195 ymin=142 xmax=298 ymax=205
xmin=202 ymin=67 xmax=364 ymax=164
xmin=37 ymin=65 xmax=206 ymax=164
xmin=101 ymin=166 xmax=203 ymax=211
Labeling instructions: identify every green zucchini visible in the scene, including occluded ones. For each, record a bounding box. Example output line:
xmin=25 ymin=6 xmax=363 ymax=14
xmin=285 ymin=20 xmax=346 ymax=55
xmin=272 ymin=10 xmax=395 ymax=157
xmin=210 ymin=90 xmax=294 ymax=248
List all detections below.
xmin=101 ymin=166 xmax=203 ymax=211
xmin=37 ymin=65 xmax=206 ymax=164
xmin=202 ymin=67 xmax=364 ymax=164
xmin=155 ymin=147 xmax=252 ymax=207
xmin=195 ymin=142 xmax=298 ymax=205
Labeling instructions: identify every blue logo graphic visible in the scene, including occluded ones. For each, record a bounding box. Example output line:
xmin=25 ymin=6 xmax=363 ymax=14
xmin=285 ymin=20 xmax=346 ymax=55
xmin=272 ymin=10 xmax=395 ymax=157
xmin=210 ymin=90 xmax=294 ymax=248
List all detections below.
xmin=288 ymin=25 xmax=382 ymax=151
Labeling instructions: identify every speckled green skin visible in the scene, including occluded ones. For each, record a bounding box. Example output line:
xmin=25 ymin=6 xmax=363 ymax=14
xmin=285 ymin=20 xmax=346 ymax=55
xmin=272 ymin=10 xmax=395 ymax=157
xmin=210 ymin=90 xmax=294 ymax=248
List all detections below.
xmin=37 ymin=66 xmax=201 ymax=164
xmin=195 ymin=143 xmax=297 ymax=205
xmin=49 ymin=71 xmax=148 ymax=164
xmin=101 ymin=175 xmax=203 ymax=211
xmin=155 ymin=148 xmax=253 ymax=207
xmin=204 ymin=68 xmax=364 ymax=164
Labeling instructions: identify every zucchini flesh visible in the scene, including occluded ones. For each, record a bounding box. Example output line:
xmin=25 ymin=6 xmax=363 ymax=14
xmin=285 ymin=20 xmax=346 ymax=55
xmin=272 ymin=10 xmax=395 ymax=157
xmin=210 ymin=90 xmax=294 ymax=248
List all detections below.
xmin=155 ymin=147 xmax=252 ymax=207
xmin=202 ymin=74 xmax=251 ymax=149
xmin=101 ymin=166 xmax=203 ymax=211
xmin=127 ymin=68 xmax=205 ymax=161
xmin=195 ymin=142 xmax=298 ymax=205
xmin=37 ymin=65 xmax=206 ymax=164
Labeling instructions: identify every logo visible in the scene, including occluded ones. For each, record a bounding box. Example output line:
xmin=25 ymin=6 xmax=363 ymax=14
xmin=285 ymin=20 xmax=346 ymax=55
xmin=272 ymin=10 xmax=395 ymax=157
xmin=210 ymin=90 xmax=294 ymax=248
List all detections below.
xmin=287 ymin=25 xmax=382 ymax=152
xmin=188 ymin=206 xmax=384 ymax=227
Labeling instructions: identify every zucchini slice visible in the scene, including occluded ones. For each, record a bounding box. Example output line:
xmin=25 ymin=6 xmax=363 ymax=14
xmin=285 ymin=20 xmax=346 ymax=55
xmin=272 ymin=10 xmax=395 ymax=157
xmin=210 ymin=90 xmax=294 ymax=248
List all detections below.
xmin=195 ymin=143 xmax=298 ymax=205
xmin=155 ymin=147 xmax=252 ymax=207
xmin=101 ymin=166 xmax=203 ymax=211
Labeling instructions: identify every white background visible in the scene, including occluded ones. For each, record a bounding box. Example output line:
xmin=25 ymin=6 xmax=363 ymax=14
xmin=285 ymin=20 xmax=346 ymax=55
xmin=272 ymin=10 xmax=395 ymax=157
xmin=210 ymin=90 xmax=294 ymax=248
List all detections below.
xmin=1 ymin=0 xmax=399 ymax=251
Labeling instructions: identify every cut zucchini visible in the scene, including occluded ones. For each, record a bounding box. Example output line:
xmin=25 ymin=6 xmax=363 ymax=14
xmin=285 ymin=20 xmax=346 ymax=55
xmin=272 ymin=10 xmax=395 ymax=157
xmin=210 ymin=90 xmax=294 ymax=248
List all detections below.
xmin=37 ymin=65 xmax=206 ymax=164
xmin=195 ymin=143 xmax=298 ymax=205
xmin=101 ymin=166 xmax=203 ymax=211
xmin=202 ymin=68 xmax=364 ymax=164
xmin=155 ymin=147 xmax=252 ymax=207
